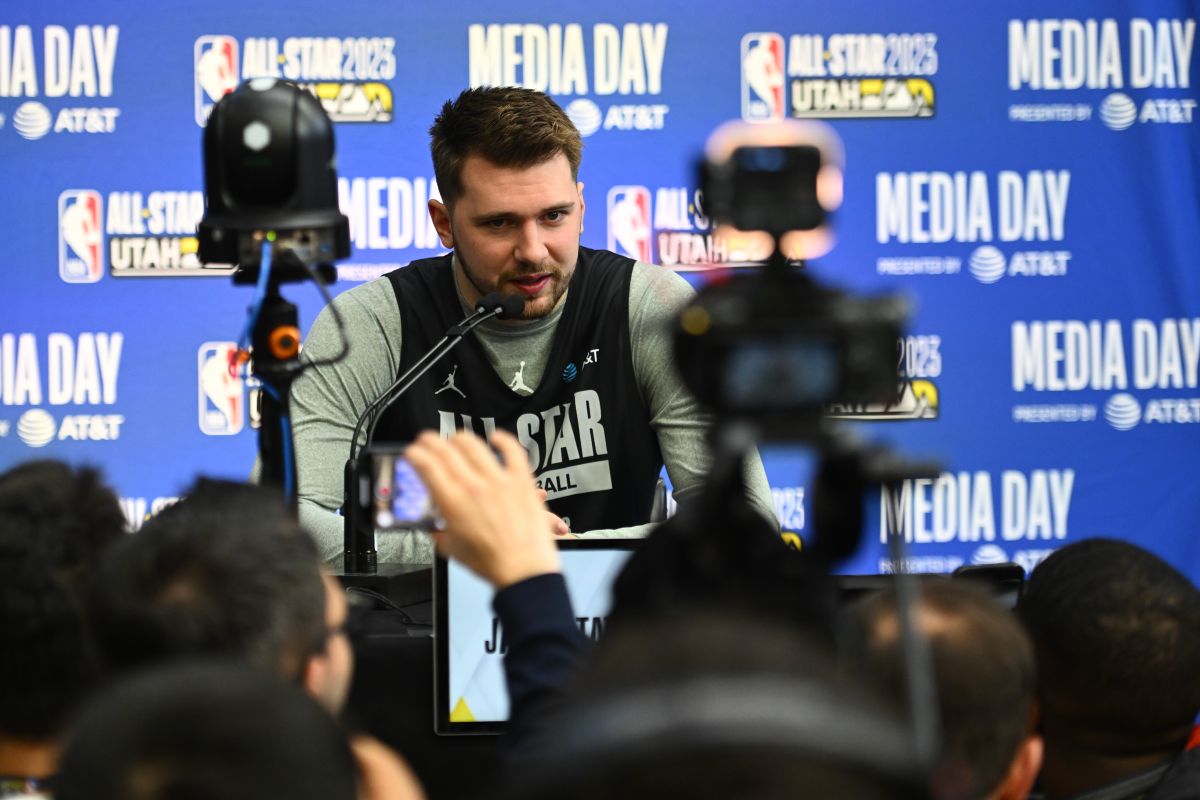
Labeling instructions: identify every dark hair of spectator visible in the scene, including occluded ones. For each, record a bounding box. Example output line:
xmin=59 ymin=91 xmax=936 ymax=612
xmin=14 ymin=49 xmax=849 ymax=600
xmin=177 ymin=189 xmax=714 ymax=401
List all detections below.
xmin=509 ymin=613 xmax=922 ymax=800
xmin=87 ymin=478 xmax=326 ymax=682
xmin=55 ymin=660 xmax=357 ymax=800
xmin=0 ymin=459 xmax=127 ymax=578
xmin=0 ymin=554 xmax=92 ymax=739
xmin=429 ymin=86 xmax=583 ymax=207
xmin=1017 ymin=538 xmax=1200 ymax=751
xmin=0 ymin=460 xmax=126 ymax=738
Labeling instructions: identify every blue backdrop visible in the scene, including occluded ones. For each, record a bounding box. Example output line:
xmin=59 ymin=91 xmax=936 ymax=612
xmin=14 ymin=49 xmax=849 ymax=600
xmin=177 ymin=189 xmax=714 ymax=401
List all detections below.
xmin=2 ymin=0 xmax=1197 ymax=581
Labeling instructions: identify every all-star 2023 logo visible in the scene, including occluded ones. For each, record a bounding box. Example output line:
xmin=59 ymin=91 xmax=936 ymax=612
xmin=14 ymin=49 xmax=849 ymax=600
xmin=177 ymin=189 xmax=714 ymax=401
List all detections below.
xmin=742 ymin=29 xmax=938 ymax=121
xmin=194 ymin=33 xmax=397 ymax=126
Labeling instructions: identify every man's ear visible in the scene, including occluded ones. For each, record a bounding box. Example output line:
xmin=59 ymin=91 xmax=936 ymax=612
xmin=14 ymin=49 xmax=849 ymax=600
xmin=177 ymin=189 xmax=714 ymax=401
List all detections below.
xmin=428 ymin=199 xmax=455 ymax=249
xmin=990 ymin=734 xmax=1044 ymax=800
xmin=301 ymin=652 xmax=328 ymax=703
xmin=577 ymin=181 xmax=586 ymax=235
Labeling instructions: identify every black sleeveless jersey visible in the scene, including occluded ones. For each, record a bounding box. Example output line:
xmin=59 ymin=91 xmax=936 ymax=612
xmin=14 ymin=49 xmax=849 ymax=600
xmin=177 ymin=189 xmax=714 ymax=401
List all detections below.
xmin=375 ymin=247 xmax=663 ymax=532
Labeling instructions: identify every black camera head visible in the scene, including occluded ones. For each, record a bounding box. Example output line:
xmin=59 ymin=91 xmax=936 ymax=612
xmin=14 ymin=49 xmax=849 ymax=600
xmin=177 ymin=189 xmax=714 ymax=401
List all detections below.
xmin=197 ymin=78 xmax=349 ymax=281
xmin=676 ymin=120 xmax=907 ymax=441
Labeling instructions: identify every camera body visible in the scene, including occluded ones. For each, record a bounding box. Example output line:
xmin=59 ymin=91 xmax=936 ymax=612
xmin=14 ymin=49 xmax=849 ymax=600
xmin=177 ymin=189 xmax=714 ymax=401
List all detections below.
xmin=674 ymin=270 xmax=906 ymax=439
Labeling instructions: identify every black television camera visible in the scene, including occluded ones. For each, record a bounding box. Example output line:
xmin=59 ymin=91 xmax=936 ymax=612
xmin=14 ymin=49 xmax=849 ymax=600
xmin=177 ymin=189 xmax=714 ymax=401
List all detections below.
xmin=620 ymin=120 xmax=948 ymax=774
xmin=676 ymin=120 xmax=907 ymax=443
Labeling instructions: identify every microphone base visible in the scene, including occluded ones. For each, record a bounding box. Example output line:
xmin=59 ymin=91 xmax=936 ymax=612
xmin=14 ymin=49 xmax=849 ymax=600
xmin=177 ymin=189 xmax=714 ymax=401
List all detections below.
xmin=334 ymin=562 xmax=432 ymax=608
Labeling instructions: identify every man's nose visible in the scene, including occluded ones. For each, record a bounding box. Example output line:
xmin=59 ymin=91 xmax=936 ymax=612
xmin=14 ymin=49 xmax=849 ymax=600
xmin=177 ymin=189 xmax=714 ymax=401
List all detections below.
xmin=514 ymin=220 xmax=549 ymax=265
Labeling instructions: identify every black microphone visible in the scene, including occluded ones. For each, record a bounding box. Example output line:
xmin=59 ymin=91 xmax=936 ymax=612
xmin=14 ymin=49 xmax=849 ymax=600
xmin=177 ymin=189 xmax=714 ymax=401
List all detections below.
xmin=481 ymin=292 xmax=526 ymax=319
xmin=343 ymin=290 xmax=523 ymax=573
xmin=349 ymin=291 xmax=520 ymax=459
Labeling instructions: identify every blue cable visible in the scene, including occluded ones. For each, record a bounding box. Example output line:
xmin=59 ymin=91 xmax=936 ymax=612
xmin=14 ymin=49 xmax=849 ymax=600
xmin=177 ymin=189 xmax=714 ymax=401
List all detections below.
xmin=280 ymin=409 xmax=295 ymax=504
xmin=259 ymin=380 xmax=295 ymax=502
xmin=238 ymin=241 xmax=274 ymax=350
xmin=234 ymin=241 xmax=295 ymax=504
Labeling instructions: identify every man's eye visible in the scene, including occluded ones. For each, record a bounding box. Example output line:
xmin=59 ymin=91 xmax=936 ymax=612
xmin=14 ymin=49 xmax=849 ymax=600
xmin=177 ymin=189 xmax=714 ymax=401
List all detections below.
xmin=544 ymin=211 xmax=564 ymax=222
xmin=485 ymin=219 xmax=508 ymax=229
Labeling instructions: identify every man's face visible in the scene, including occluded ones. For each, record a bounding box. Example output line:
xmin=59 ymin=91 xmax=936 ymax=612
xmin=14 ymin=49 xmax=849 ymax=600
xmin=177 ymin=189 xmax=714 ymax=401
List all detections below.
xmin=308 ymin=575 xmax=354 ymax=714
xmin=429 ymin=153 xmax=585 ymax=321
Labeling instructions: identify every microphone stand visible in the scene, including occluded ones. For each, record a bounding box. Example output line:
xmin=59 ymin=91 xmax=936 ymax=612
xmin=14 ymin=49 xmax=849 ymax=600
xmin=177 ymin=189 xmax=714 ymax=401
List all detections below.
xmin=343 ymin=296 xmax=519 ymax=575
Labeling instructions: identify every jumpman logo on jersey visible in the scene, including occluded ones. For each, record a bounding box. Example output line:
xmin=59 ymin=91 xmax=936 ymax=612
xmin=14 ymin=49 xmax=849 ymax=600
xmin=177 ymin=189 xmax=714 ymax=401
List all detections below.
xmin=508 ymin=361 xmax=532 ymax=395
xmin=435 ymin=364 xmax=466 ymax=398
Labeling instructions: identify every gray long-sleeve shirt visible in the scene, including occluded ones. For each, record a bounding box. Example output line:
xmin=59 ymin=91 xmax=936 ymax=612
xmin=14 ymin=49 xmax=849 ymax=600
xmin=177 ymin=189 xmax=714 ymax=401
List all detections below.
xmin=289 ymin=259 xmax=776 ymax=564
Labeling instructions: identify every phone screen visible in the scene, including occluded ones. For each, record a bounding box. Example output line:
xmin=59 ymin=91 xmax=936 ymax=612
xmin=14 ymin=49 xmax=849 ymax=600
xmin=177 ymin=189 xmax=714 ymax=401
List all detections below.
xmin=371 ymin=450 xmax=434 ymax=530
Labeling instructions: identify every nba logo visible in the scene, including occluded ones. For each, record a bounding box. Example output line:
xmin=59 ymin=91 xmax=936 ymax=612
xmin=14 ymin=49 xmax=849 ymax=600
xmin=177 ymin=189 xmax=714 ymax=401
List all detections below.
xmin=194 ymin=35 xmax=239 ymax=126
xmin=606 ymin=186 xmax=653 ymax=263
xmin=741 ymin=33 xmax=785 ymax=121
xmin=198 ymin=341 xmax=244 ymax=435
xmin=58 ymin=190 xmax=104 ymax=284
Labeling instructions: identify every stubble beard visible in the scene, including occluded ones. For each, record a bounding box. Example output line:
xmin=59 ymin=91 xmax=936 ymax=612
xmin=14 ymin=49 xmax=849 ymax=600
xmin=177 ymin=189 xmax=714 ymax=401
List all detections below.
xmin=457 ymin=251 xmax=571 ymax=321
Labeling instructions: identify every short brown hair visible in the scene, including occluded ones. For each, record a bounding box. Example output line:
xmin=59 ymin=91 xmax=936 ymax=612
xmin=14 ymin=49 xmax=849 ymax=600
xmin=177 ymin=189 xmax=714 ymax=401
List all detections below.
xmin=858 ymin=580 xmax=1036 ymax=799
xmin=429 ymin=87 xmax=583 ymax=206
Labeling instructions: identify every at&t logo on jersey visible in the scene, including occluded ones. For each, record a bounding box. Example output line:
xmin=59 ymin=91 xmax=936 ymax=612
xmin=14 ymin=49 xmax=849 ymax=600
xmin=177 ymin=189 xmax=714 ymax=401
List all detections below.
xmin=742 ymin=33 xmax=785 ymax=121
xmin=1007 ymin=18 xmax=1196 ymax=129
xmin=467 ymin=23 xmax=670 ymax=136
xmin=194 ymin=34 xmax=396 ymax=127
xmin=58 ymin=190 xmax=103 ymax=284
xmin=741 ymin=30 xmax=938 ymax=120
xmin=875 ymin=169 xmax=1072 ymax=282
xmin=0 ymin=25 xmax=121 ymax=139
xmin=606 ymin=186 xmax=652 ymax=262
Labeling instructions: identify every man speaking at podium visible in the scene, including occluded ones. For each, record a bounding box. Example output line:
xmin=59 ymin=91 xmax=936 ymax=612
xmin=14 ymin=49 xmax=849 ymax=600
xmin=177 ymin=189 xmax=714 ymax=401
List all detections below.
xmin=290 ymin=86 xmax=774 ymax=564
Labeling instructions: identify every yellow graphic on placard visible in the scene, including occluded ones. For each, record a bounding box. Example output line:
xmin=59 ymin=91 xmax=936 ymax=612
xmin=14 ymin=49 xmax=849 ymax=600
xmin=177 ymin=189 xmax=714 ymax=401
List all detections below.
xmin=825 ymin=379 xmax=940 ymax=421
xmin=305 ymin=82 xmax=394 ymax=122
xmin=781 ymin=532 xmax=803 ymax=552
xmin=907 ymin=78 xmax=935 ymax=107
xmin=911 ymin=379 xmax=939 ymax=409
xmin=861 ymin=79 xmax=884 ymax=96
xmin=790 ymin=77 xmax=935 ymax=118
xmin=450 ymin=697 xmax=476 ymax=722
